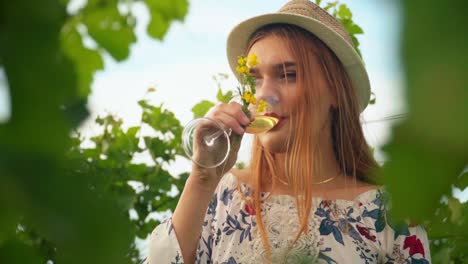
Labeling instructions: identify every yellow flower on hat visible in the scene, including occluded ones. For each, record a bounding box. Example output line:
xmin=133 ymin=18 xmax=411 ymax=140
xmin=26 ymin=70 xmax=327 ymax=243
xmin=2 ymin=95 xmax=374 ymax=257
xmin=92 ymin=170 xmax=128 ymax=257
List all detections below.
xmin=247 ymin=53 xmax=259 ymax=67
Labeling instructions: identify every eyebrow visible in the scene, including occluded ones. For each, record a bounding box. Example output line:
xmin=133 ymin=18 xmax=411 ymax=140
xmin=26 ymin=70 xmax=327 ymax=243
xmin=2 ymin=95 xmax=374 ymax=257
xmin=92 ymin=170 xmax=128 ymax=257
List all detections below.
xmin=249 ymin=61 xmax=297 ymax=74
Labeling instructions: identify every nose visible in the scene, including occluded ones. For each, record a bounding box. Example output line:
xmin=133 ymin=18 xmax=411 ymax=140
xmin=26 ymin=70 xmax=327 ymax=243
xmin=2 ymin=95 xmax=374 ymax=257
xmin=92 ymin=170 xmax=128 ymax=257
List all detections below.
xmin=262 ymin=96 xmax=279 ymax=106
xmin=255 ymin=79 xmax=280 ymax=107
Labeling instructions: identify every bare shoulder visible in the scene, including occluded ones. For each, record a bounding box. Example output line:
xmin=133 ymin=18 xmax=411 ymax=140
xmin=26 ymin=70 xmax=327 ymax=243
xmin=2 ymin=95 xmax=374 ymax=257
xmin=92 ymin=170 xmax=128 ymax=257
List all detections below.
xmin=321 ymin=177 xmax=381 ymax=200
xmin=354 ymin=183 xmax=380 ymax=195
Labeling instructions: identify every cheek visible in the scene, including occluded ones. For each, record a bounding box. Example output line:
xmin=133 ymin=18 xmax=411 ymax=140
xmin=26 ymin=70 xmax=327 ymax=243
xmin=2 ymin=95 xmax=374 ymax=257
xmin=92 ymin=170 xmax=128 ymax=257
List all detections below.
xmin=304 ymin=83 xmax=333 ymax=115
xmin=281 ymin=87 xmax=301 ymax=113
xmin=316 ymin=82 xmax=336 ymax=107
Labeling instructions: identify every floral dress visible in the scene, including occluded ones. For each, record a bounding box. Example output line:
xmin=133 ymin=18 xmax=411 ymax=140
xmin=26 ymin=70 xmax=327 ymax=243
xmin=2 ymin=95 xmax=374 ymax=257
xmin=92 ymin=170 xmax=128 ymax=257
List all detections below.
xmin=147 ymin=173 xmax=431 ymax=263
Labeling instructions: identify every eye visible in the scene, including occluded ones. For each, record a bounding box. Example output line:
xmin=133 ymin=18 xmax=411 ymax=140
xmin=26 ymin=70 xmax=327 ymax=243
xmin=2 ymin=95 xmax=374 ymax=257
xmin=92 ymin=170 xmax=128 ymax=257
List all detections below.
xmin=280 ymin=72 xmax=297 ymax=81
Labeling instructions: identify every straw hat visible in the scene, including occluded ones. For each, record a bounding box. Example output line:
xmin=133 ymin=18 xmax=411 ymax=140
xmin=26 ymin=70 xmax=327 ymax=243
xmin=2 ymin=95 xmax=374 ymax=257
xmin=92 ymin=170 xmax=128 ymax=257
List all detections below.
xmin=226 ymin=0 xmax=371 ymax=112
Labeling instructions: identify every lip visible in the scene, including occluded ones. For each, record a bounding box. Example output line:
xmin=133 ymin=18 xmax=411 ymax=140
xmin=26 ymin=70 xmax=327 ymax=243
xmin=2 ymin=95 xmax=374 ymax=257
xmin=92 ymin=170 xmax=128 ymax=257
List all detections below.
xmin=274 ymin=117 xmax=286 ymax=129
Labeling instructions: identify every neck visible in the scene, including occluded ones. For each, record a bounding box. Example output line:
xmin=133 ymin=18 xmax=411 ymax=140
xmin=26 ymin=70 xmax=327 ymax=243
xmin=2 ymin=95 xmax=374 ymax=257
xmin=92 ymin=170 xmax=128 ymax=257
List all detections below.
xmin=261 ymin=126 xmax=344 ymax=194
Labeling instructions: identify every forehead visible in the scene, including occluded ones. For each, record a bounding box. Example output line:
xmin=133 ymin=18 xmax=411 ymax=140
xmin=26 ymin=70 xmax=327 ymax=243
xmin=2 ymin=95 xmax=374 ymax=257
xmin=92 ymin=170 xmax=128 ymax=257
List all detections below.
xmin=247 ymin=35 xmax=295 ymax=66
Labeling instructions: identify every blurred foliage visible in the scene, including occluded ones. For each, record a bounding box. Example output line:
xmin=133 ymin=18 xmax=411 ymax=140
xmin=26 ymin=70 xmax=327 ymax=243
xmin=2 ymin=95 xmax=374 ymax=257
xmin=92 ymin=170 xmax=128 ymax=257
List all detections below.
xmin=68 ymin=93 xmax=189 ymax=263
xmin=426 ymin=196 xmax=467 ymax=263
xmin=315 ymin=0 xmax=364 ymax=57
xmin=315 ymin=1 xmax=378 ymax=104
xmin=380 ymin=0 xmax=467 ymax=263
xmin=191 ymin=100 xmax=215 ymax=118
xmin=0 ymin=0 xmax=188 ymax=263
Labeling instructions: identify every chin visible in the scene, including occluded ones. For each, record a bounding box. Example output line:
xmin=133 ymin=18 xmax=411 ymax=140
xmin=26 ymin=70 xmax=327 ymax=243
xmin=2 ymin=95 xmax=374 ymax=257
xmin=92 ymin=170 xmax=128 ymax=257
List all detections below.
xmin=258 ymin=130 xmax=290 ymax=153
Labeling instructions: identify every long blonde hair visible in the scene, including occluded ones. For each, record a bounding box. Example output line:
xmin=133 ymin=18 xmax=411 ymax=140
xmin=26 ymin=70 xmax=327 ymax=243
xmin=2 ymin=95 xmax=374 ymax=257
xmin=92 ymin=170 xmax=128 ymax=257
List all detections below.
xmin=237 ymin=24 xmax=379 ymax=262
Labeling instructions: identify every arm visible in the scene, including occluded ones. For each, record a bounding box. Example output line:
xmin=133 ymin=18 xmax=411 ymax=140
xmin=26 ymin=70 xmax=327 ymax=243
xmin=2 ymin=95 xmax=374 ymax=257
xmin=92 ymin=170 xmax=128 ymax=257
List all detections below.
xmin=170 ymin=102 xmax=251 ymax=263
xmin=170 ymin=176 xmax=219 ymax=264
xmin=148 ymin=102 xmax=250 ymax=263
xmin=148 ymin=174 xmax=219 ymax=264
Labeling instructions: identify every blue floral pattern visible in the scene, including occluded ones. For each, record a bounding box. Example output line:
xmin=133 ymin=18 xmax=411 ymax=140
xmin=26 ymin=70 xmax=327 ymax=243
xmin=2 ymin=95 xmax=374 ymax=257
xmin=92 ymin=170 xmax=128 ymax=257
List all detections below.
xmin=147 ymin=173 xmax=431 ymax=263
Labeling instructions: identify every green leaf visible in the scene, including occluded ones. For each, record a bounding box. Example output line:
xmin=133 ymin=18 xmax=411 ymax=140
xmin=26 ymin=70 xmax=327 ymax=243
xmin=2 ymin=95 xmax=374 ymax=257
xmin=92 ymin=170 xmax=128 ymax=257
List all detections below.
xmin=62 ymin=98 xmax=90 ymax=127
xmin=61 ymin=23 xmax=104 ymax=98
xmin=351 ymin=35 xmax=362 ymax=57
xmin=349 ymin=24 xmax=364 ymax=35
xmin=0 ymin=240 xmax=43 ymax=264
xmin=145 ymin=0 xmax=188 ymax=21
xmin=59 ymin=0 xmax=70 ymax=7
xmin=216 ymin=88 xmax=233 ymax=103
xmin=112 ymin=183 xmax=136 ymax=212
xmin=191 ymin=100 xmax=215 ymax=118
xmin=82 ymin=1 xmax=136 ymax=61
xmin=125 ymin=164 xmax=149 ymax=182
xmin=145 ymin=137 xmax=174 ymax=162
xmin=381 ymin=123 xmax=466 ymax=222
xmin=146 ymin=12 xmax=170 ymax=40
xmin=126 ymin=126 xmax=140 ymax=138
xmin=152 ymin=169 xmax=173 ymax=191
xmin=141 ymin=104 xmax=182 ymax=135
xmin=82 ymin=148 xmax=100 ymax=159
xmin=324 ymin=1 xmax=338 ymax=11
xmin=432 ymin=247 xmax=453 ymax=264
xmin=144 ymin=0 xmax=189 ymax=40
xmin=337 ymin=4 xmax=352 ymax=20
xmin=448 ymin=197 xmax=463 ymax=225
xmin=454 ymin=168 xmax=468 ymax=190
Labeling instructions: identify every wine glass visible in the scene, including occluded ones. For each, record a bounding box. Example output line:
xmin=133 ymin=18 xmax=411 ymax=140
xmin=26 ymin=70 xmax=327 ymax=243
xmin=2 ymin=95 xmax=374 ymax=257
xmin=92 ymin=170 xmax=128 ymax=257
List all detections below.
xmin=182 ymin=99 xmax=279 ymax=168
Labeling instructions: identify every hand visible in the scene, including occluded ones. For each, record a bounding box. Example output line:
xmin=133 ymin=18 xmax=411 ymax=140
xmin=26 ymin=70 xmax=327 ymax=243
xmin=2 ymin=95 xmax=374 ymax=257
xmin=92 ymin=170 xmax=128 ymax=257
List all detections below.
xmin=190 ymin=101 xmax=253 ymax=184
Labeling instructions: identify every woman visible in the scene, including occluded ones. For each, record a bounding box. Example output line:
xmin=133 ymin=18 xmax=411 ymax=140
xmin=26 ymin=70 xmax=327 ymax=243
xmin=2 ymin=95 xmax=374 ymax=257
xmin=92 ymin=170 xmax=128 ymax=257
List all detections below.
xmin=148 ymin=0 xmax=431 ymax=263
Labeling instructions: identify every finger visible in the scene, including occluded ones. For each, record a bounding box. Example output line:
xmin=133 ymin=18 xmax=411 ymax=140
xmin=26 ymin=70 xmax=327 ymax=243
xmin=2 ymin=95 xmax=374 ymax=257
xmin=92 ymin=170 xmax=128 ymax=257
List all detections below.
xmin=210 ymin=102 xmax=251 ymax=125
xmin=209 ymin=111 xmax=245 ymax=135
xmin=205 ymin=102 xmax=225 ymax=116
xmin=224 ymin=101 xmax=251 ymax=125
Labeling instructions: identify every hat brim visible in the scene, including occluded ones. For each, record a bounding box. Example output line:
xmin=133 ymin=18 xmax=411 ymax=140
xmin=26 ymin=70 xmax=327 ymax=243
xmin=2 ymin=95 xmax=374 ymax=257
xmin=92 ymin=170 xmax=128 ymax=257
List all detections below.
xmin=226 ymin=13 xmax=370 ymax=112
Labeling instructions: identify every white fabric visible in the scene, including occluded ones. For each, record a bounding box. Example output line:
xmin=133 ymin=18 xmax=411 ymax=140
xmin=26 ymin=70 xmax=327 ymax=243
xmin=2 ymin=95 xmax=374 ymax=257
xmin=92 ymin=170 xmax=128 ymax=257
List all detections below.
xmin=147 ymin=173 xmax=431 ymax=264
